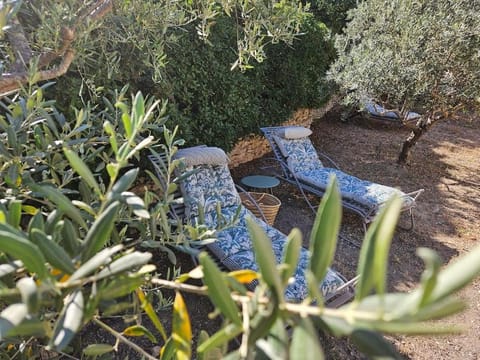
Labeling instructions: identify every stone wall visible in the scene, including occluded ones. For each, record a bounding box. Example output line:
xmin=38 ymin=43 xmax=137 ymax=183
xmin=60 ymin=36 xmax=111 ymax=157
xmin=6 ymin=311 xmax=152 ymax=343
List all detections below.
xmin=228 ymin=96 xmax=338 ymax=168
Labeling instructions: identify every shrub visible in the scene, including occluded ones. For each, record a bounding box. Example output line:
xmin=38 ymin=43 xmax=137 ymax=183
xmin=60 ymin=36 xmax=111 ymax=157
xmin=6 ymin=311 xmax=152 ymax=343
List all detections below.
xmin=309 ymin=0 xmax=358 ymax=34
xmin=155 ymin=16 xmax=336 ymax=150
xmin=52 ymin=13 xmax=336 ymax=150
xmin=0 ymin=86 xmax=170 ymax=356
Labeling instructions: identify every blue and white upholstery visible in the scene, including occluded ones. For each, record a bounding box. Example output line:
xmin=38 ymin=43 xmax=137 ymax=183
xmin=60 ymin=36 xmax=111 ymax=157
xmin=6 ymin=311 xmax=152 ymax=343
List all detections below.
xmin=364 ymin=101 xmax=421 ymax=122
xmin=295 ymin=168 xmax=414 ymax=210
xmin=273 ymin=135 xmax=323 ymax=173
xmin=272 ymin=132 xmax=414 ymax=210
xmin=175 ymin=146 xmax=347 ymax=303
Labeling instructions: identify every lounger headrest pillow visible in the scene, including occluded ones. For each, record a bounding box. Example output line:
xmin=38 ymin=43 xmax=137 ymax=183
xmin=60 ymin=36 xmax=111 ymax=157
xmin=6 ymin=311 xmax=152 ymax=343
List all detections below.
xmin=175 ymin=146 xmax=229 ymax=166
xmin=276 ymin=126 xmax=312 ymax=139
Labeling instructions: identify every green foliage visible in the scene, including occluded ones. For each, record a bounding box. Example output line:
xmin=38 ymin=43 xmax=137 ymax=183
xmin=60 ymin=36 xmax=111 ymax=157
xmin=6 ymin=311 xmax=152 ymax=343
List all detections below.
xmin=259 ymin=18 xmax=336 ymax=122
xmin=0 ymin=82 xmax=100 ymax=199
xmin=310 ymin=0 xmax=358 ymax=34
xmin=0 ymin=87 xmax=177 ymax=357
xmin=329 ymin=0 xmax=480 ymax=115
xmin=308 ymin=177 xmax=341 ymax=289
xmin=159 ymin=16 xmax=263 ymax=150
xmin=0 ymin=0 xmax=21 ymax=38
xmin=52 ymin=11 xmax=335 ymax=150
xmin=154 ymin=16 xmax=336 ymax=150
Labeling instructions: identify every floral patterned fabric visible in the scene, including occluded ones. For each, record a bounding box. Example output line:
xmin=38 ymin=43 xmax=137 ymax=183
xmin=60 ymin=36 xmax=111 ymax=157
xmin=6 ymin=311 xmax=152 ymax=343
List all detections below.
xmin=180 ymin=163 xmax=241 ymax=219
xmin=206 ymin=206 xmax=346 ymax=302
xmin=365 ymin=101 xmax=420 ymax=121
xmin=272 ymin=136 xmax=413 ymax=209
xmin=179 ymin=150 xmax=346 ymax=302
xmin=273 ymin=135 xmax=323 ymax=173
xmin=296 ymin=167 xmax=413 ymax=209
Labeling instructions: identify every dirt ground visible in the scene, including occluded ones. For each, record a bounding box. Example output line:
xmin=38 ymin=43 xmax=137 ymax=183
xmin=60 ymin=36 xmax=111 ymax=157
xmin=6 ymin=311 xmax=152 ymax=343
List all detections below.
xmin=230 ymin=107 xmax=480 ymax=359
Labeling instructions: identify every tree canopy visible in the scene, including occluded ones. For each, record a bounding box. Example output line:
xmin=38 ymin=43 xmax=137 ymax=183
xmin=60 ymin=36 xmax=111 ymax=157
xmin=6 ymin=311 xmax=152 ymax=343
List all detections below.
xmin=0 ymin=0 xmax=309 ymax=95
xmin=329 ymin=0 xmax=480 ymax=163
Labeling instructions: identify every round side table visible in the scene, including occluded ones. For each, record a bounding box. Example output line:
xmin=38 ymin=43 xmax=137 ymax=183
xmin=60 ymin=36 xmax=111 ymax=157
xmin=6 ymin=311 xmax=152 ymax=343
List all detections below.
xmin=241 ymin=175 xmax=280 ymax=194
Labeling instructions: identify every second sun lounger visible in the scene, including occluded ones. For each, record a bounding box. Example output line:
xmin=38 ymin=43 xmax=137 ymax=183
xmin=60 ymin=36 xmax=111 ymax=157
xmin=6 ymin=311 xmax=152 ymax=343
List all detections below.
xmin=261 ymin=126 xmax=423 ymax=231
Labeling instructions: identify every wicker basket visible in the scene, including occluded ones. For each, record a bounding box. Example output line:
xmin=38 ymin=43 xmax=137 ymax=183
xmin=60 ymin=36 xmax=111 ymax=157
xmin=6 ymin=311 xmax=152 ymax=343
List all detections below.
xmin=239 ymin=192 xmax=281 ymax=225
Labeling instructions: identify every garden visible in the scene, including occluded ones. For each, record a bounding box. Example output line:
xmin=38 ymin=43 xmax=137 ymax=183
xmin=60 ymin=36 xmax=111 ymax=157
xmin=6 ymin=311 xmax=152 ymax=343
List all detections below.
xmin=0 ymin=0 xmax=479 ymax=359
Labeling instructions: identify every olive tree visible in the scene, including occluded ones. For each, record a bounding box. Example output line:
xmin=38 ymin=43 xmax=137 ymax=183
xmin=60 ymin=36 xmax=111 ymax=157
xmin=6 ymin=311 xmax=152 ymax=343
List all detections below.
xmin=0 ymin=0 xmax=113 ymax=95
xmin=0 ymin=0 xmax=309 ymax=96
xmin=329 ymin=0 xmax=480 ymax=163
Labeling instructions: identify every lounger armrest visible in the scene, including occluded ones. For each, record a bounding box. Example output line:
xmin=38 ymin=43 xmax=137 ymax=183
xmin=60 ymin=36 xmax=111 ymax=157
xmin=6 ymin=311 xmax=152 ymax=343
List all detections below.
xmin=362 ymin=188 xmax=424 ymax=221
xmin=379 ymin=188 xmax=425 ymax=207
xmin=316 ymin=151 xmax=341 ymax=169
xmin=328 ymin=274 xmax=360 ymax=295
xmin=324 ymin=274 xmax=360 ymax=307
xmin=404 ymin=189 xmax=424 ymax=201
xmin=394 ymin=189 xmax=424 ymax=211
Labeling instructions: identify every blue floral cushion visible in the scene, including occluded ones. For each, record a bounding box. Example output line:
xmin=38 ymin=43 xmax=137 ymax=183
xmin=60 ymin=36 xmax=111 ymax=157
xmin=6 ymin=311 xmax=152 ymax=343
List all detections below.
xmin=227 ymin=251 xmax=258 ymax=271
xmin=295 ymin=167 xmax=413 ymax=209
xmin=205 ymin=206 xmax=281 ymax=261
xmin=273 ymin=135 xmax=323 ymax=173
xmin=287 ymin=250 xmax=347 ymax=302
xmin=365 ymin=101 xmax=420 ymax=121
xmin=181 ymin=163 xmax=241 ymax=219
xmin=206 ymin=207 xmax=346 ymax=302
xmin=178 ymin=146 xmax=347 ymax=303
xmin=201 ymin=204 xmax=246 ymax=228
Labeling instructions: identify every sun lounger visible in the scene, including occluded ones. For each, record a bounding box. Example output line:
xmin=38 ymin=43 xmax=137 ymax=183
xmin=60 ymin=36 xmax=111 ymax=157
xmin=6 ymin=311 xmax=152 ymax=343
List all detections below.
xmin=261 ymin=126 xmax=424 ymax=231
xmin=364 ymin=101 xmax=421 ymax=124
xmin=149 ymin=146 xmax=356 ymax=306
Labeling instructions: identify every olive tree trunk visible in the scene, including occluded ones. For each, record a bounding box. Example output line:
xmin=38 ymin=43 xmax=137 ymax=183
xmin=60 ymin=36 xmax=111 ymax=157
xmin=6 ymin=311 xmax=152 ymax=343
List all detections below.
xmin=398 ymin=115 xmax=439 ymax=164
xmin=0 ymin=0 xmax=112 ymax=96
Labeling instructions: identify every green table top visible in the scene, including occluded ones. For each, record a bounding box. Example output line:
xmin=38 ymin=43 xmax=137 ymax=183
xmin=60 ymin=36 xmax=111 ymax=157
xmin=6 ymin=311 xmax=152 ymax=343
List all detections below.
xmin=241 ymin=175 xmax=280 ymax=189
